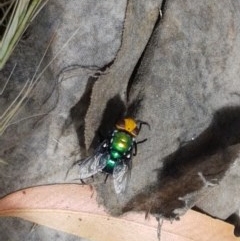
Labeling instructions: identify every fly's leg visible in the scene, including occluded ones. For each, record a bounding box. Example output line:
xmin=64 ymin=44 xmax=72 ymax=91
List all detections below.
xmin=104 ymin=174 xmax=109 ymax=183
xmin=80 ymin=179 xmax=86 ymax=185
xmin=80 ymin=179 xmax=86 ymax=184
xmin=80 ymin=175 xmax=94 ymax=184
xmin=137 ymin=138 xmax=148 ymax=144
xmin=137 ymin=120 xmax=151 ymax=133
xmin=132 ymin=120 xmax=150 ymax=156
xmin=133 ymin=138 xmax=148 ymax=156
xmin=133 ymin=141 xmax=137 ymax=156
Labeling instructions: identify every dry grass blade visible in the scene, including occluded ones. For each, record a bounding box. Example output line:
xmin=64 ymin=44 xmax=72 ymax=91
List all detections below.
xmin=0 ymin=22 xmax=83 ymax=135
xmin=0 ymin=184 xmax=237 ymax=241
xmin=0 ymin=0 xmax=49 ymax=69
xmin=0 ymin=157 xmax=8 ymax=165
xmin=0 ymin=62 xmax=16 ymax=95
xmin=0 ymin=77 xmax=33 ymax=134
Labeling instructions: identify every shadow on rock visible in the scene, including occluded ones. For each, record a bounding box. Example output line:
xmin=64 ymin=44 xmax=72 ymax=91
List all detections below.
xmin=123 ymin=106 xmax=240 ymax=219
xmin=88 ymin=94 xmax=126 ymax=151
xmin=71 ymin=87 xmax=126 ymax=156
xmin=70 ymin=76 xmax=96 ymax=157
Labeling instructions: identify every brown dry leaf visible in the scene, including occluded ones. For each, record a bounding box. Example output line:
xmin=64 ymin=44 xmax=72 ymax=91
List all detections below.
xmin=0 ymin=184 xmax=237 ymax=241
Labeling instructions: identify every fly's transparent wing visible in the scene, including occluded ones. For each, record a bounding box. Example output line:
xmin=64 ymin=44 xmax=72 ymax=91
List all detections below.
xmin=113 ymin=162 xmax=130 ymax=194
xmin=79 ymin=142 xmax=109 ymax=179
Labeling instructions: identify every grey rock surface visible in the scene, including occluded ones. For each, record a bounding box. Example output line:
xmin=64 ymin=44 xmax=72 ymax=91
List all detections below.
xmin=196 ymin=153 xmax=240 ymax=219
xmin=119 ymin=0 xmax=240 ymax=219
xmin=1 ymin=0 xmax=240 ymax=239
xmin=0 ymin=0 xmax=126 ymax=239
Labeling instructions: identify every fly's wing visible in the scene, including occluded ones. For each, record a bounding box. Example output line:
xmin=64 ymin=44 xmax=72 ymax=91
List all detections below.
xmin=79 ymin=142 xmax=109 ymax=179
xmin=113 ymin=161 xmax=131 ymax=194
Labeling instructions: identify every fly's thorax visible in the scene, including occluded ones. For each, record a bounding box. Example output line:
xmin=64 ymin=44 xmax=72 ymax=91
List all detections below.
xmin=109 ymin=130 xmax=133 ymax=159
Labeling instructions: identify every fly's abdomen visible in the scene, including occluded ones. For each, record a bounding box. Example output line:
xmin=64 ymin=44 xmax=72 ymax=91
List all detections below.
xmin=103 ymin=158 xmax=116 ymax=174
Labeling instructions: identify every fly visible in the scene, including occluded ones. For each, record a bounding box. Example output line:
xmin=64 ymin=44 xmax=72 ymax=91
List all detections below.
xmin=78 ymin=117 xmax=149 ymax=194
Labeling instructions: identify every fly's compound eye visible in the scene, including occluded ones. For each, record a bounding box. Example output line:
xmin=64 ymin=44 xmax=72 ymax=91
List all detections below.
xmin=116 ymin=119 xmax=125 ymax=130
xmin=131 ymin=127 xmax=139 ymax=136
